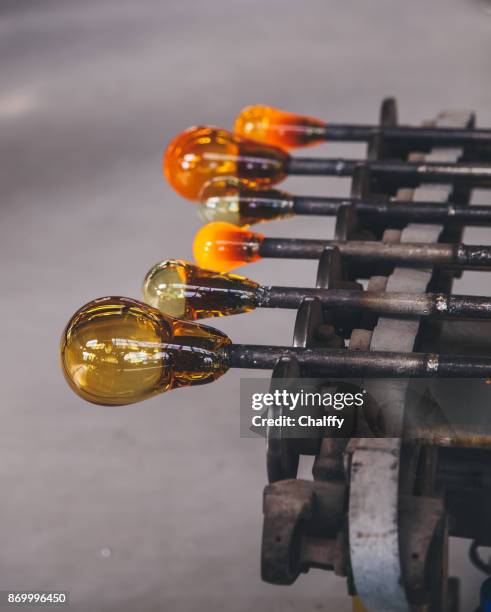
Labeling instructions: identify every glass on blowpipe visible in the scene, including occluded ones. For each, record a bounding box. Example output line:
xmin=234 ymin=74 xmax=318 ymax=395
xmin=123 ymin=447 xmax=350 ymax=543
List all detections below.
xmin=234 ymin=104 xmax=491 ymax=152
xmin=192 ymin=222 xmax=491 ymax=274
xmin=61 ymin=296 xmax=491 ymax=407
xmin=163 ymin=125 xmax=491 ymax=199
xmin=163 ymin=126 xmax=288 ymax=201
xmin=142 ymin=260 xmax=491 ymax=323
xmin=199 ymin=177 xmax=294 ymax=226
xmin=235 ymin=105 xmax=327 ymax=149
xmin=199 ymin=177 xmax=491 ymax=228
xmin=60 ymin=296 xmax=230 ymax=406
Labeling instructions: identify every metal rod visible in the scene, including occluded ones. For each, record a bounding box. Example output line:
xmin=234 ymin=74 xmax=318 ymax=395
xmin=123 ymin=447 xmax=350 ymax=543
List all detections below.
xmin=291 ymin=196 xmax=491 ymax=226
xmin=286 ymin=157 xmax=491 ymax=188
xmin=320 ymin=124 xmax=491 ymax=150
xmin=258 ymin=238 xmax=491 ymax=270
xmin=256 ymin=287 xmax=491 ymax=320
xmin=409 ymin=428 xmax=491 ymax=449
xmin=226 ymin=344 xmax=491 ymax=378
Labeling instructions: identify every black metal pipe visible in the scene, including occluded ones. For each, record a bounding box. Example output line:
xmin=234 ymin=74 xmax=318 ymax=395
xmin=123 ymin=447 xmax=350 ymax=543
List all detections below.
xmin=320 ymin=124 xmax=491 ymax=150
xmin=226 ymin=344 xmax=491 ymax=378
xmin=258 ymin=238 xmax=491 ymax=270
xmin=256 ymin=287 xmax=491 ymax=320
xmin=286 ymin=157 xmax=491 ymax=188
xmin=291 ymin=196 xmax=491 ymax=226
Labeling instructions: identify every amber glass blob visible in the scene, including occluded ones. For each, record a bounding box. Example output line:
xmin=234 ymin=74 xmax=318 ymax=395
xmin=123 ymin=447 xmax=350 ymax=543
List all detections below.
xmin=199 ymin=177 xmax=294 ymax=226
xmin=142 ymin=259 xmax=260 ymax=320
xmin=235 ymin=105 xmax=327 ymax=149
xmin=193 ymin=222 xmax=264 ymax=273
xmin=163 ymin=126 xmax=289 ymax=200
xmin=60 ymin=296 xmax=231 ymax=405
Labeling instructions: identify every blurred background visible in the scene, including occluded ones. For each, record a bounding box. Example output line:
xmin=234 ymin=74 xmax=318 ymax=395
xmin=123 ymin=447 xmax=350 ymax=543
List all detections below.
xmin=1 ymin=0 xmax=491 ymax=610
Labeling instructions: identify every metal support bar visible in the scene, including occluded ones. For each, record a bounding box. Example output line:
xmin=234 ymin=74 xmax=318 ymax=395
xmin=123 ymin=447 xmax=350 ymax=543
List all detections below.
xmin=292 ymin=196 xmax=491 ymax=226
xmin=258 ymin=286 xmax=491 ymax=319
xmin=287 ymin=156 xmax=491 ymax=188
xmin=259 ymin=238 xmax=491 ymax=269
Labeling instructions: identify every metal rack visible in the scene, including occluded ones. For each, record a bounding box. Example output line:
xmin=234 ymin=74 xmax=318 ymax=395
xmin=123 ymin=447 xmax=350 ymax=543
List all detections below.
xmin=260 ymin=99 xmax=490 ymax=611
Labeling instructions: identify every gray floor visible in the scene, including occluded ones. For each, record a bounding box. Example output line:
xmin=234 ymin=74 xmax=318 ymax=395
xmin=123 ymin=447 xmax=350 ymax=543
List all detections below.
xmin=1 ymin=0 xmax=491 ymax=610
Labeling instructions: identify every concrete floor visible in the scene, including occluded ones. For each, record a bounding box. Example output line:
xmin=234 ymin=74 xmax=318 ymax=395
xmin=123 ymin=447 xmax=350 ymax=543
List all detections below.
xmin=1 ymin=0 xmax=491 ymax=610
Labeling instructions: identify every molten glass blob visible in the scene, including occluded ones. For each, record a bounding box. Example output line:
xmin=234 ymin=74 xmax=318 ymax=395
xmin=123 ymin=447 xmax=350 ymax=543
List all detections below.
xmin=163 ymin=125 xmax=289 ymax=200
xmin=142 ymin=259 xmax=260 ymax=320
xmin=235 ymin=105 xmax=327 ymax=149
xmin=199 ymin=177 xmax=294 ymax=226
xmin=60 ymin=296 xmax=230 ymax=405
xmin=193 ymin=222 xmax=263 ymax=273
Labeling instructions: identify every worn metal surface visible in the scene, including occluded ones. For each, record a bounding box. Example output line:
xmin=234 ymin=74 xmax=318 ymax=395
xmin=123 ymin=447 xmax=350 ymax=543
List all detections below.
xmin=286 ymin=155 xmax=491 ymax=187
xmin=348 ymin=110 xmax=472 ymax=611
xmin=261 ymin=479 xmax=346 ymax=585
xmin=266 ymin=357 xmax=302 ymax=483
xmin=437 ymin=448 xmax=491 ymax=546
xmin=259 ymin=237 xmax=491 ymax=269
xmin=246 ymin=106 xmax=491 ymax=149
xmin=398 ymin=495 xmax=447 ymax=607
xmin=350 ymin=439 xmax=406 ymax=609
xmin=291 ymin=195 xmax=491 ymax=225
xmin=259 ymin=286 xmax=491 ymax=320
xmin=226 ymin=343 xmax=491 ymax=377
xmin=261 ymin=215 xmax=352 ymax=581
xmin=311 ymin=122 xmax=491 ymax=150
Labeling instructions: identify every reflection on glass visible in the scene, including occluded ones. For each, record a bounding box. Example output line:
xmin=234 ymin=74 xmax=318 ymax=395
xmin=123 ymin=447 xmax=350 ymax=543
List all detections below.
xmin=235 ymin=105 xmax=326 ymax=149
xmin=163 ymin=126 xmax=288 ymax=200
xmin=199 ymin=177 xmax=294 ymax=226
xmin=61 ymin=296 xmax=230 ymax=405
xmin=142 ymin=259 xmax=260 ymax=320
xmin=193 ymin=222 xmax=264 ymax=273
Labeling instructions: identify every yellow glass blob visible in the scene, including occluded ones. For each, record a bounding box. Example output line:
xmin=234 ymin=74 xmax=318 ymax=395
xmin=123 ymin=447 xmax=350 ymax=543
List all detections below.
xmin=235 ymin=105 xmax=326 ymax=149
xmin=352 ymin=597 xmax=368 ymax=612
xmin=199 ymin=177 xmax=294 ymax=226
xmin=193 ymin=222 xmax=264 ymax=273
xmin=163 ymin=125 xmax=289 ymax=201
xmin=60 ymin=296 xmax=231 ymax=406
xmin=142 ymin=259 xmax=260 ymax=320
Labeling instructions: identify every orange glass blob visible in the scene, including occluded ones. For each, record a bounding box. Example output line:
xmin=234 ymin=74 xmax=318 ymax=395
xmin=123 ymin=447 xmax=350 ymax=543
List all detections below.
xmin=142 ymin=259 xmax=260 ymax=320
xmin=60 ymin=296 xmax=230 ymax=405
xmin=235 ymin=105 xmax=327 ymax=149
xmin=199 ymin=177 xmax=294 ymax=226
xmin=163 ymin=125 xmax=289 ymax=200
xmin=193 ymin=222 xmax=264 ymax=273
